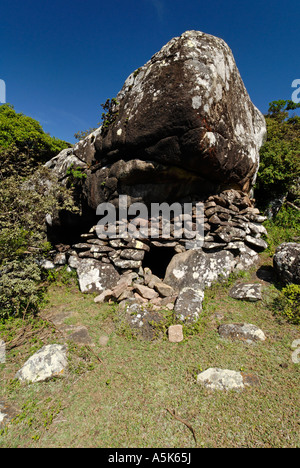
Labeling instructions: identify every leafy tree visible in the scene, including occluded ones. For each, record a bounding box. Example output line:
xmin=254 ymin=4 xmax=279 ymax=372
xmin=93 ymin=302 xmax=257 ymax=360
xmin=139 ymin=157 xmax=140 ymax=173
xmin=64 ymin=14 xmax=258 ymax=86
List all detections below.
xmin=0 ymin=103 xmax=70 ymax=178
xmin=256 ymin=100 xmax=300 ymax=209
xmin=0 ymin=104 xmax=77 ymax=318
xmin=74 ymin=127 xmax=98 ymax=141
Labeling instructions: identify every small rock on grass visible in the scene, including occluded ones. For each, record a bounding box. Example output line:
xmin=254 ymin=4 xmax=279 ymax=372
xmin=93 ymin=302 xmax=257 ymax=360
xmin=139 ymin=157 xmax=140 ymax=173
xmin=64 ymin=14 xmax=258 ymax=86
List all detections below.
xmin=94 ymin=289 xmax=114 ymax=303
xmin=229 ymin=283 xmax=262 ymax=302
xmin=197 ymin=367 xmax=260 ymax=391
xmin=0 ymin=400 xmax=18 ymax=428
xmin=291 ymin=339 xmax=300 ymax=364
xmin=218 ymin=323 xmax=266 ymax=343
xmin=67 ymin=326 xmax=94 ymax=346
xmin=168 ymin=325 xmax=183 ymax=343
xmin=15 ymin=344 xmax=68 ymax=383
xmin=99 ymin=335 xmax=109 ymax=347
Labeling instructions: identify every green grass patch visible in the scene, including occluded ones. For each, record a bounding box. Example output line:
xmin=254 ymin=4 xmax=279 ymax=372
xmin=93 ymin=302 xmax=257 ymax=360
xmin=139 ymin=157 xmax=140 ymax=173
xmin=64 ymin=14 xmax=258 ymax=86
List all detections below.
xmin=0 ymin=262 xmax=299 ymax=448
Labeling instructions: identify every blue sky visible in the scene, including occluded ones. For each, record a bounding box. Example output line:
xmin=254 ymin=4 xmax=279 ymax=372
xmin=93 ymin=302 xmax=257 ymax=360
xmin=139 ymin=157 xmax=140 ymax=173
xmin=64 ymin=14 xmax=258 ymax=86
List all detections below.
xmin=1 ymin=0 xmax=299 ymax=144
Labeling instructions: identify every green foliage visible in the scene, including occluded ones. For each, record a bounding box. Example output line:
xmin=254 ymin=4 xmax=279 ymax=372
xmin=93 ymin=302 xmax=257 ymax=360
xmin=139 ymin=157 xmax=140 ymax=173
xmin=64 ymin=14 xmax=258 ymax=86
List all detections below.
xmin=133 ymin=67 xmax=142 ymax=78
xmin=0 ymin=104 xmax=70 ymax=170
xmin=46 ymin=265 xmax=77 ymax=287
xmin=267 ymin=99 xmax=300 ymax=123
xmin=0 ymin=167 xmax=76 ymax=262
xmin=256 ymin=100 xmax=300 ymax=209
xmin=66 ymin=163 xmax=87 ymax=186
xmin=273 ymin=284 xmax=300 ymax=325
xmin=74 ymin=127 xmax=99 ymax=141
xmin=263 ymin=205 xmax=300 ymax=255
xmin=0 ymin=106 xmax=77 ymax=318
xmin=0 ymin=258 xmax=44 ymax=318
xmin=0 ymin=168 xmax=77 ymax=317
xmin=100 ymin=98 xmax=119 ymax=130
xmin=149 ymin=308 xmax=209 ymax=340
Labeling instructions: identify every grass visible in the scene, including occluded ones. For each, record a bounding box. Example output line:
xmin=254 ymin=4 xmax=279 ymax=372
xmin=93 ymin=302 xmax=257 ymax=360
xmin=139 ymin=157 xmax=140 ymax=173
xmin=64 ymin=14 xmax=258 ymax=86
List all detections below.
xmin=0 ymin=255 xmax=299 ymax=448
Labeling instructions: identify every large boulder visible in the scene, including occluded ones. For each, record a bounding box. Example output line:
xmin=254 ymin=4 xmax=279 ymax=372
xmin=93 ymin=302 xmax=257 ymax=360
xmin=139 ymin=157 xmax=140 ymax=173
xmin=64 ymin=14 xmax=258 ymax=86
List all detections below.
xmin=164 ymin=249 xmax=236 ymax=292
xmin=273 ymin=243 xmax=300 ymax=284
xmin=47 ymin=30 xmax=266 ymax=213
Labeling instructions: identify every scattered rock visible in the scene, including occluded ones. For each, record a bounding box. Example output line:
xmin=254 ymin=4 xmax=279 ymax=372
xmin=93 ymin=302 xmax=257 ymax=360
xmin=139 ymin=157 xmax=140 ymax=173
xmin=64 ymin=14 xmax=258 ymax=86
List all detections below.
xmin=273 ymin=242 xmax=300 ymax=284
xmin=68 ymin=255 xmax=81 ymax=269
xmin=174 ymin=287 xmax=204 ymax=322
xmin=94 ymin=289 xmax=114 ymax=303
xmin=40 ymin=260 xmax=55 ymax=270
xmin=229 ymin=283 xmax=262 ymax=302
xmin=53 ymin=252 xmax=67 ymax=266
xmin=15 ymin=344 xmax=68 ymax=383
xmin=197 ymin=368 xmax=245 ymax=391
xmin=99 ymin=335 xmax=110 ymax=347
xmin=154 ymin=282 xmax=175 ymax=297
xmin=49 ymin=310 xmax=76 ymax=326
xmin=67 ymin=326 xmax=94 ymax=346
xmin=0 ymin=400 xmax=18 ymax=428
xmin=76 ymin=259 xmax=120 ymax=293
xmin=134 ymin=284 xmax=159 ymax=300
xmin=124 ymin=302 xmax=163 ymax=340
xmin=241 ymin=373 xmax=261 ymax=387
xmin=168 ymin=325 xmax=184 ymax=343
xmin=197 ymin=368 xmax=259 ymax=391
xmin=218 ymin=323 xmax=266 ymax=342
xmin=291 ymin=339 xmax=300 ymax=364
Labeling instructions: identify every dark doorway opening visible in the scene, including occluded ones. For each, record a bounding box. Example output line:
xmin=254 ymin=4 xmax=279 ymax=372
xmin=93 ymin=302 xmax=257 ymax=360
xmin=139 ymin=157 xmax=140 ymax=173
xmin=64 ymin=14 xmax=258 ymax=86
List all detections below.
xmin=142 ymin=245 xmax=175 ymax=280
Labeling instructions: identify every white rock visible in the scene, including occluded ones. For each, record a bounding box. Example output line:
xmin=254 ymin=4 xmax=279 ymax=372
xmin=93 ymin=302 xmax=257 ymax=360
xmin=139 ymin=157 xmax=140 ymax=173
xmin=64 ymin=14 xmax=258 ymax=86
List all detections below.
xmin=174 ymin=287 xmax=204 ymax=322
xmin=40 ymin=260 xmax=55 ymax=270
xmin=218 ymin=323 xmax=266 ymax=342
xmin=54 ymin=253 xmax=67 ymax=265
xmin=197 ymin=368 xmax=245 ymax=391
xmin=68 ymin=255 xmax=81 ymax=269
xmin=76 ymin=259 xmax=120 ymax=293
xmin=291 ymin=339 xmax=300 ymax=364
xmin=229 ymin=283 xmax=262 ymax=302
xmin=15 ymin=344 xmax=68 ymax=383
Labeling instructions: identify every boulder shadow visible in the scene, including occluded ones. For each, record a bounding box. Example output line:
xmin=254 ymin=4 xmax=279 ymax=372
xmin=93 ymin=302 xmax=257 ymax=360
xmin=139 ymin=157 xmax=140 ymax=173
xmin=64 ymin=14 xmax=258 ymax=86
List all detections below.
xmin=255 ymin=265 xmax=277 ymax=284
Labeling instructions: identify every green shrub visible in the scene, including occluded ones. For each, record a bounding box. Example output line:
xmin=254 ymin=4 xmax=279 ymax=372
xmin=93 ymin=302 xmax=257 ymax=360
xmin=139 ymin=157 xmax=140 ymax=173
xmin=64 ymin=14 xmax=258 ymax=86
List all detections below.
xmin=66 ymin=163 xmax=87 ymax=186
xmin=0 ymin=163 xmax=77 ymax=318
xmin=0 ymin=258 xmax=44 ymax=318
xmin=263 ymin=205 xmax=300 ymax=255
xmin=273 ymin=284 xmax=300 ymax=325
xmin=0 ymin=104 xmax=69 ymax=165
xmin=256 ymin=100 xmax=300 ymax=209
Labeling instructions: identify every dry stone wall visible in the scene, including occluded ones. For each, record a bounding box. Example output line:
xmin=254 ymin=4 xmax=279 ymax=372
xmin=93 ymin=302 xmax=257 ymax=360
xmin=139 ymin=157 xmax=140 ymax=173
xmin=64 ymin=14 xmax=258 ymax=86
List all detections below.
xmin=48 ymin=189 xmax=267 ymax=319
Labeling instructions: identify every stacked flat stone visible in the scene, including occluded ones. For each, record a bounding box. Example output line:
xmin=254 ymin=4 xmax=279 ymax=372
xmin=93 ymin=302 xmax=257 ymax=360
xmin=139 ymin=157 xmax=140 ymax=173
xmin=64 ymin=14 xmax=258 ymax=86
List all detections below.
xmin=202 ymin=190 xmax=268 ymax=254
xmin=66 ymin=189 xmax=267 ymax=273
xmin=46 ymin=189 xmax=268 ymax=306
